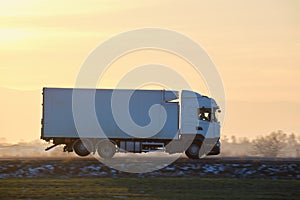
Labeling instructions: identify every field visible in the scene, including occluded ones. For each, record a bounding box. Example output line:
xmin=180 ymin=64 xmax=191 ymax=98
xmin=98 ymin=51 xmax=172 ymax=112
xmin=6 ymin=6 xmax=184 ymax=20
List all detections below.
xmin=1 ymin=157 xmax=299 ymax=178
xmin=0 ymin=157 xmax=299 ymax=199
xmin=0 ymin=178 xmax=299 ymax=200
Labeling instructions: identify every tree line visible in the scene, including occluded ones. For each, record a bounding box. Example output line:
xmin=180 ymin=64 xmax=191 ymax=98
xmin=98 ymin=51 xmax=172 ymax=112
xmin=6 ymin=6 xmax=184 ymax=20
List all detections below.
xmin=221 ymin=130 xmax=300 ymax=157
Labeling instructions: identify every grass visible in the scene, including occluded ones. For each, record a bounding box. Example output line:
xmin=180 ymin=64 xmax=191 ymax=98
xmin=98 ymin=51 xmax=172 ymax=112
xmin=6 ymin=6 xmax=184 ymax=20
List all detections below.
xmin=0 ymin=178 xmax=299 ymax=200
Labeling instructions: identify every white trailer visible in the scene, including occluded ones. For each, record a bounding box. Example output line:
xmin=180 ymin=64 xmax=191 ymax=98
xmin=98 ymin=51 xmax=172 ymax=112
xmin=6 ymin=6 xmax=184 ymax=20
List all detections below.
xmin=41 ymin=88 xmax=221 ymax=159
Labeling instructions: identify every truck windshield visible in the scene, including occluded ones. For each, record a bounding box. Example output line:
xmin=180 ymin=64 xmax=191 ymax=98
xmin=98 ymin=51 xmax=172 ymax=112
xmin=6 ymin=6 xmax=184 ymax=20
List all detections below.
xmin=213 ymin=108 xmax=221 ymax=122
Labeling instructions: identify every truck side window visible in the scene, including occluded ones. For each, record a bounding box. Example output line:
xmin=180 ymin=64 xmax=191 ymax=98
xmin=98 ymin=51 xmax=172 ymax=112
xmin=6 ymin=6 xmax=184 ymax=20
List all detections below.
xmin=198 ymin=107 xmax=211 ymax=121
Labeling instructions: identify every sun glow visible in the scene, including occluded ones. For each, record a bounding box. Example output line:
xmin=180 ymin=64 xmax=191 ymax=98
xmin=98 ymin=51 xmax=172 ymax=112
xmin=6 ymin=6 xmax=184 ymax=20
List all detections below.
xmin=0 ymin=0 xmax=300 ymax=142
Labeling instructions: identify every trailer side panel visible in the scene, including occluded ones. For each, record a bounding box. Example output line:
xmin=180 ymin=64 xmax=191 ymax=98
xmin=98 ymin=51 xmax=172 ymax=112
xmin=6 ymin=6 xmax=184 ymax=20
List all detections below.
xmin=42 ymin=88 xmax=179 ymax=139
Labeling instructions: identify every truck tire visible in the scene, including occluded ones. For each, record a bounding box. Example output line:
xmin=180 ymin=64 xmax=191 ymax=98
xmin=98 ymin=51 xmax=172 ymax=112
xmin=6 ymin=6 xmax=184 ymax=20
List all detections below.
xmin=97 ymin=140 xmax=116 ymax=159
xmin=73 ymin=139 xmax=91 ymax=157
xmin=185 ymin=143 xmax=200 ymax=159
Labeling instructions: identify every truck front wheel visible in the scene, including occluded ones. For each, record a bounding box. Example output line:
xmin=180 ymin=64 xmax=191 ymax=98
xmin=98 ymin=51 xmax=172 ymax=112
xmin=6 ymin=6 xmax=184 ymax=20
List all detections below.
xmin=185 ymin=143 xmax=200 ymax=159
xmin=97 ymin=140 xmax=116 ymax=159
xmin=73 ymin=139 xmax=91 ymax=157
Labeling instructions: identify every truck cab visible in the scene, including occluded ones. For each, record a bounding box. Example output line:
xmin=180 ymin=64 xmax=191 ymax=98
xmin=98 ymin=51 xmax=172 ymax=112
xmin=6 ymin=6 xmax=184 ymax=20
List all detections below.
xmin=179 ymin=90 xmax=221 ymax=158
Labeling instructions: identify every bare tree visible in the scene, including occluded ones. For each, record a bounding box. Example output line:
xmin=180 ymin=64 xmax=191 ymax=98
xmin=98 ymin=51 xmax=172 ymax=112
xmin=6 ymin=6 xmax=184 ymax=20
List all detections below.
xmin=252 ymin=130 xmax=287 ymax=157
xmin=220 ymin=135 xmax=229 ymax=144
xmin=230 ymin=135 xmax=237 ymax=144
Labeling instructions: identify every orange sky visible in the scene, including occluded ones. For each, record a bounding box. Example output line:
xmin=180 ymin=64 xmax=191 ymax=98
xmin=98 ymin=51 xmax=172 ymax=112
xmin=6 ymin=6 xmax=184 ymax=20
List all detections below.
xmin=0 ymin=0 xmax=300 ymax=143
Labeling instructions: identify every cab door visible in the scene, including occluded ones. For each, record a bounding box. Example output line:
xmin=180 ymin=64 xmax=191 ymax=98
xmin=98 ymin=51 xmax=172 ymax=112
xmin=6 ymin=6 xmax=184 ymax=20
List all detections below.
xmin=197 ymin=107 xmax=213 ymax=137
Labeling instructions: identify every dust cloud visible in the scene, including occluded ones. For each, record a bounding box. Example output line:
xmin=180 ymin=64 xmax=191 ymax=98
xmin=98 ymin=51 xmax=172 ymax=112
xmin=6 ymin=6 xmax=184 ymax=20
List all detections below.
xmin=0 ymin=139 xmax=75 ymax=158
xmin=0 ymin=131 xmax=299 ymax=158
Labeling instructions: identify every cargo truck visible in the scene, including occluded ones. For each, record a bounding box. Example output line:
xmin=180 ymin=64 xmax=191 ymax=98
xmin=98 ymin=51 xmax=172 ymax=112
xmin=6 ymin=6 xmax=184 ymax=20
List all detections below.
xmin=41 ymin=88 xmax=221 ymax=159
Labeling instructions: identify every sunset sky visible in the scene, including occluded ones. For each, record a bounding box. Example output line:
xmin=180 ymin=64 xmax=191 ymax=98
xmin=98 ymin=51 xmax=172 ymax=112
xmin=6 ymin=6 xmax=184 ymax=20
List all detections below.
xmin=0 ymin=0 xmax=300 ymax=143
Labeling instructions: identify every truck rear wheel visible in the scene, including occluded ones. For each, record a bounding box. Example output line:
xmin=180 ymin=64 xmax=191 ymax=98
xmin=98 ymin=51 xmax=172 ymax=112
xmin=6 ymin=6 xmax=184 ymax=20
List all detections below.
xmin=97 ymin=140 xmax=116 ymax=159
xmin=185 ymin=143 xmax=200 ymax=159
xmin=73 ymin=139 xmax=91 ymax=157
